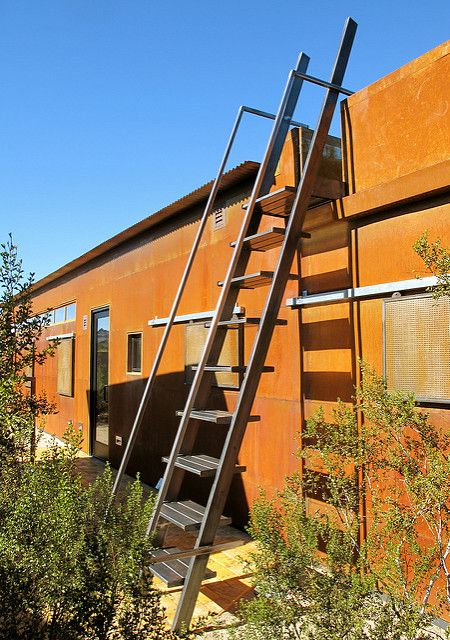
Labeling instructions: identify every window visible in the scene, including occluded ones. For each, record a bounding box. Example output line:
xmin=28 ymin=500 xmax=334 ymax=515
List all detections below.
xmin=40 ymin=302 xmax=76 ymax=325
xmin=127 ymin=333 xmax=142 ymax=373
xmin=54 ymin=307 xmax=65 ymax=323
xmin=66 ymin=303 xmax=76 ymax=321
xmin=185 ymin=322 xmax=242 ymax=389
xmin=384 ymin=294 xmax=450 ymax=402
xmin=57 ymin=337 xmax=74 ymax=396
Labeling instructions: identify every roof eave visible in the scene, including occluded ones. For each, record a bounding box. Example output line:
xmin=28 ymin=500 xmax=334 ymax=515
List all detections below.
xmin=31 ymin=160 xmax=259 ymax=294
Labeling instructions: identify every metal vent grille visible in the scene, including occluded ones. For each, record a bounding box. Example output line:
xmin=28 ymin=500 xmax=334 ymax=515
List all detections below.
xmin=212 ymin=208 xmax=226 ymax=231
xmin=384 ymin=295 xmax=450 ymax=402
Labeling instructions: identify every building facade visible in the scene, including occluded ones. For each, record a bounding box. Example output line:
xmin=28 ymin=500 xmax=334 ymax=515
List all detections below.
xmin=31 ymin=41 xmax=450 ymax=531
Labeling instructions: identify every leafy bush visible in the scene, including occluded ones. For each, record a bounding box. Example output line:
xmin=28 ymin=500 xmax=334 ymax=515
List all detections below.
xmin=232 ymin=367 xmax=450 ymax=639
xmin=0 ymin=427 xmax=176 ymax=639
xmin=0 ymin=235 xmax=55 ymax=463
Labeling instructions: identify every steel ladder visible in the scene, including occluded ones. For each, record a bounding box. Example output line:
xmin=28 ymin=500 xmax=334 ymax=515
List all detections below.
xmin=112 ymin=17 xmax=357 ymax=631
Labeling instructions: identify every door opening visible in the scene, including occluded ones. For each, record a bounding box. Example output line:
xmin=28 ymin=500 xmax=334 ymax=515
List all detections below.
xmin=90 ymin=308 xmax=110 ymax=459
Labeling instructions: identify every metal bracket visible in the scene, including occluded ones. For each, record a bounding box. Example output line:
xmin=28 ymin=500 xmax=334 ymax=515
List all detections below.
xmin=294 ymin=71 xmax=354 ymax=96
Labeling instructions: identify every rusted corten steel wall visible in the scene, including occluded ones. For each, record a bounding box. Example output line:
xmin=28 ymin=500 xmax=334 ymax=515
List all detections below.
xmin=299 ymin=39 xmax=450 ymax=426
xmin=31 ymin=41 xmax=449 ymax=531
xmin=32 ymin=131 xmax=316 ymax=526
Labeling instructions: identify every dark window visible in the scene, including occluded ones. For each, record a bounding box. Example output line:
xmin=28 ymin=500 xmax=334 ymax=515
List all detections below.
xmin=127 ymin=333 xmax=142 ymax=373
xmin=384 ymin=294 xmax=450 ymax=403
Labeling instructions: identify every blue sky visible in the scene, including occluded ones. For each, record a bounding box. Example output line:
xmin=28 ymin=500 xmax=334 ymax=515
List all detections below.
xmin=0 ymin=0 xmax=448 ymax=281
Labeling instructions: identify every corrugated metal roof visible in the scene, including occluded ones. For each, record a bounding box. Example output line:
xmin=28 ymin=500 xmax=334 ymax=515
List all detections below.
xmin=32 ymin=160 xmax=259 ymax=293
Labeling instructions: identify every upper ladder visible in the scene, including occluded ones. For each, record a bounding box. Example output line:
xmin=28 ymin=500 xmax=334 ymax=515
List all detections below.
xmin=112 ymin=17 xmax=357 ymax=631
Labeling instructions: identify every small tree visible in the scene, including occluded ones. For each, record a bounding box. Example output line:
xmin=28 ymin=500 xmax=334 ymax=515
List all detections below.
xmin=413 ymin=232 xmax=450 ymax=299
xmin=233 ymin=367 xmax=450 ymax=639
xmin=0 ymin=234 xmax=55 ymax=462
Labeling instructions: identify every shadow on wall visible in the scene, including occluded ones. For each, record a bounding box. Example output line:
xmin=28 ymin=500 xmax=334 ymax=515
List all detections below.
xmin=89 ymin=372 xmax=249 ymax=529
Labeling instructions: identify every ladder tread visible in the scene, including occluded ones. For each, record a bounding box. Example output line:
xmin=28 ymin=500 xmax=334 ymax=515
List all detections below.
xmin=218 ymin=270 xmax=299 ymax=289
xmin=231 ymin=227 xmax=310 ymax=252
xmin=176 ymin=409 xmax=260 ymax=424
xmin=231 ymin=227 xmax=286 ymax=251
xmin=243 ymin=186 xmax=296 ymax=217
xmin=176 ymin=409 xmax=232 ymax=424
xmin=149 ymin=547 xmax=216 ymax=587
xmin=160 ymin=500 xmax=232 ymax=531
xmin=192 ymin=364 xmax=274 ymax=373
xmin=162 ymin=453 xmax=246 ymax=477
xmin=205 ymin=315 xmax=288 ymax=327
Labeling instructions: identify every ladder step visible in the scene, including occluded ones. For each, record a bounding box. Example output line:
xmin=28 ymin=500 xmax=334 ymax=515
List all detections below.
xmin=160 ymin=500 xmax=232 ymax=531
xmin=205 ymin=315 xmax=288 ymax=328
xmin=176 ymin=409 xmax=260 ymax=424
xmin=218 ymin=271 xmax=299 ymax=289
xmin=162 ymin=453 xmax=246 ymax=477
xmin=243 ymin=186 xmax=296 ymax=217
xmin=149 ymin=540 xmax=246 ymax=565
xmin=242 ymin=181 xmax=344 ymax=217
xmin=231 ymin=227 xmax=310 ymax=252
xmin=192 ymin=364 xmax=274 ymax=373
xmin=150 ymin=547 xmax=216 ymax=587
xmin=231 ymin=227 xmax=285 ymax=251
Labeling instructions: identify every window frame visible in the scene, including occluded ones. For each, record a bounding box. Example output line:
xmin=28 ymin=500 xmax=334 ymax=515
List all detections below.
xmin=126 ymin=332 xmax=143 ymax=374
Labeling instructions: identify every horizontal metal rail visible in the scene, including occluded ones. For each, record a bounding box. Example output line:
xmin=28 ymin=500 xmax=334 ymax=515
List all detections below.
xmin=241 ymin=105 xmax=308 ymax=129
xmin=148 ymin=539 xmax=245 ymax=564
xmin=148 ymin=306 xmax=244 ymax=327
xmin=286 ymin=276 xmax=438 ymax=307
xmin=294 ymin=71 xmax=354 ymax=96
xmin=45 ymin=332 xmax=75 ymax=341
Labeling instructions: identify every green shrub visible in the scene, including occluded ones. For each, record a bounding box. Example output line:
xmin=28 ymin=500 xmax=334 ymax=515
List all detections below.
xmin=0 ymin=427 xmax=175 ymax=639
xmin=232 ymin=367 xmax=450 ymax=639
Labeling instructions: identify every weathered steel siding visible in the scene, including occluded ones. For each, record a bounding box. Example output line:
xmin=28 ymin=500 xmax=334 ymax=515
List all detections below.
xmin=32 ymin=42 xmax=450 ymax=537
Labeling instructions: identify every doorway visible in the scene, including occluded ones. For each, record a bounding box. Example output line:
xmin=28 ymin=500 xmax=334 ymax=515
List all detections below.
xmin=90 ymin=308 xmax=110 ymax=459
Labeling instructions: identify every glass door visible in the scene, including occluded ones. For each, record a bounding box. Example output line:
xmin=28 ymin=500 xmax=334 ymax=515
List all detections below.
xmin=90 ymin=308 xmax=110 ymax=459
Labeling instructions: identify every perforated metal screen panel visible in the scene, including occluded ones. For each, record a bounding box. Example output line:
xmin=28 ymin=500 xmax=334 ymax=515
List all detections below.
xmin=185 ymin=322 xmax=240 ymax=388
xmin=57 ymin=338 xmax=74 ymax=397
xmin=384 ymin=295 xmax=450 ymax=402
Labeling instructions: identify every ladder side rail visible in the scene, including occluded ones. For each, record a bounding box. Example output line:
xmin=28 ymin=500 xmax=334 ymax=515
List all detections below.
xmin=172 ymin=17 xmax=357 ymax=630
xmin=111 ymin=105 xmax=248 ymax=496
xmin=146 ymin=52 xmax=310 ymax=537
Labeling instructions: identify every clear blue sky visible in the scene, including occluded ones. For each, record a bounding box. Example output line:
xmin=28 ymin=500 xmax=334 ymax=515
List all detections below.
xmin=0 ymin=0 xmax=448 ymax=281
